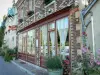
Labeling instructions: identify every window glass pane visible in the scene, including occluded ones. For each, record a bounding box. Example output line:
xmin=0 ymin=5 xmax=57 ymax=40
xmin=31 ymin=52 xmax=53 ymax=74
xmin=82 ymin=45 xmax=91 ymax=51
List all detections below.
xmin=29 ymin=0 xmax=33 ymax=10
xmin=23 ymin=33 xmax=27 ymax=53
xmin=27 ymin=30 xmax=35 ymax=54
xmin=21 ymin=7 xmax=24 ymax=18
xmin=32 ymin=30 xmax=35 ymax=54
xmin=49 ymin=22 xmax=55 ymax=29
xmin=48 ymin=22 xmax=56 ymax=56
xmin=50 ymin=31 xmax=56 ymax=56
xmin=40 ymin=25 xmax=48 ymax=56
xmin=27 ymin=30 xmax=32 ymax=54
xmin=56 ymin=17 xmax=69 ymax=60
xmin=18 ymin=34 xmax=22 ymax=52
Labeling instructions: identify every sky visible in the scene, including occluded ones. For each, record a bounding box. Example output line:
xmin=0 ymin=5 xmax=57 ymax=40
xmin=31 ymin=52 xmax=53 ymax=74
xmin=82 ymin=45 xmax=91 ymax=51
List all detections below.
xmin=0 ymin=0 xmax=17 ymax=26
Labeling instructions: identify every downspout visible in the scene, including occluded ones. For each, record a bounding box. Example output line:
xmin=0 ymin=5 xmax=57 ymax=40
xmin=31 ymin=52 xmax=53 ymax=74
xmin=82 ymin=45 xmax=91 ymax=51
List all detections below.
xmin=80 ymin=10 xmax=86 ymax=47
xmin=90 ymin=12 xmax=95 ymax=59
xmin=80 ymin=0 xmax=97 ymax=51
xmin=81 ymin=9 xmax=96 ymax=59
xmin=83 ymin=0 xmax=97 ymax=16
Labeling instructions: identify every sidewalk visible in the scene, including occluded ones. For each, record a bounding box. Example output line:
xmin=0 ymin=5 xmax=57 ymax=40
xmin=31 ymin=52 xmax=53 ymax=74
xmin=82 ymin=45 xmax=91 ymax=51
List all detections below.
xmin=12 ymin=59 xmax=48 ymax=75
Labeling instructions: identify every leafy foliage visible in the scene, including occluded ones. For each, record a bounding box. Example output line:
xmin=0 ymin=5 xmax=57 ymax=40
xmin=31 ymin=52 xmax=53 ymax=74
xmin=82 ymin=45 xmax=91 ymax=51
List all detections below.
xmin=1 ymin=43 xmax=16 ymax=62
xmin=0 ymin=25 xmax=5 ymax=47
xmin=72 ymin=47 xmax=100 ymax=75
xmin=45 ymin=56 xmax=62 ymax=70
xmin=44 ymin=0 xmax=53 ymax=5
xmin=27 ymin=11 xmax=34 ymax=17
xmin=4 ymin=50 xmax=13 ymax=62
xmin=72 ymin=55 xmax=83 ymax=75
xmin=4 ymin=48 xmax=16 ymax=62
xmin=0 ymin=48 xmax=5 ymax=56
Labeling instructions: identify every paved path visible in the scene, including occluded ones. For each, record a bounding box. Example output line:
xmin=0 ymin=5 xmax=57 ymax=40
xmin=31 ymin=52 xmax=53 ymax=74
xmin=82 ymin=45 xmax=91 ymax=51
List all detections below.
xmin=0 ymin=56 xmax=28 ymax=75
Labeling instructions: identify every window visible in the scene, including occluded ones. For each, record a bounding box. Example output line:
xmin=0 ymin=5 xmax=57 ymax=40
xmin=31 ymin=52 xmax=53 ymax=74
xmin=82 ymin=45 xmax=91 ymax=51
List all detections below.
xmin=56 ymin=17 xmax=69 ymax=60
xmin=49 ymin=22 xmax=55 ymax=30
xmin=22 ymin=33 xmax=27 ymax=53
xmin=29 ymin=0 xmax=33 ymax=10
xmin=27 ymin=29 xmax=35 ymax=54
xmin=48 ymin=22 xmax=56 ymax=56
xmin=40 ymin=25 xmax=48 ymax=56
xmin=20 ymin=7 xmax=24 ymax=19
xmin=18 ymin=34 xmax=22 ymax=52
xmin=12 ymin=37 xmax=14 ymax=41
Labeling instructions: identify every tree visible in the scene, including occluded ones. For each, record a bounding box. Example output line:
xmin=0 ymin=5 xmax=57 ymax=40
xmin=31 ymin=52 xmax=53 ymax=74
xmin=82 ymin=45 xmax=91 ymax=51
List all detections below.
xmin=0 ymin=16 xmax=6 ymax=47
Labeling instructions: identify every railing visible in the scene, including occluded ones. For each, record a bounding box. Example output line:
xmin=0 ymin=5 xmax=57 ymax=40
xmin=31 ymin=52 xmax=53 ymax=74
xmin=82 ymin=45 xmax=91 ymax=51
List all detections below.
xmin=25 ymin=14 xmax=35 ymax=27
xmin=17 ymin=0 xmax=56 ymax=31
xmin=17 ymin=22 xmax=24 ymax=31
xmin=17 ymin=0 xmax=74 ymax=31
xmin=44 ymin=0 xmax=56 ymax=16
xmin=17 ymin=14 xmax=35 ymax=31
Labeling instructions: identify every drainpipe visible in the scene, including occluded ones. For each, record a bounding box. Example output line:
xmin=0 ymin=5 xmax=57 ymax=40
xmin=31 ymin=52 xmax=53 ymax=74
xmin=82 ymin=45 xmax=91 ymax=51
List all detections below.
xmin=83 ymin=0 xmax=97 ymax=16
xmin=90 ymin=12 xmax=95 ymax=59
xmin=81 ymin=9 xmax=96 ymax=59
xmin=80 ymin=10 xmax=87 ymax=48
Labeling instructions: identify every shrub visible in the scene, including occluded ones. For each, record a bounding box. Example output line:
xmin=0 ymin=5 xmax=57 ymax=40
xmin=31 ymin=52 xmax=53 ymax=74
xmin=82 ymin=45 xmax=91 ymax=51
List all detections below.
xmin=44 ymin=0 xmax=53 ymax=5
xmin=4 ymin=51 xmax=13 ymax=62
xmin=45 ymin=56 xmax=62 ymax=70
xmin=0 ymin=51 xmax=5 ymax=56
xmin=3 ymin=48 xmax=16 ymax=62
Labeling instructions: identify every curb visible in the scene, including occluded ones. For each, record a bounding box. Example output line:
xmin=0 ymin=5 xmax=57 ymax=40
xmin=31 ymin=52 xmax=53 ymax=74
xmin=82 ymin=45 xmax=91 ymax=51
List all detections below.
xmin=11 ymin=61 xmax=35 ymax=75
xmin=19 ymin=59 xmax=47 ymax=72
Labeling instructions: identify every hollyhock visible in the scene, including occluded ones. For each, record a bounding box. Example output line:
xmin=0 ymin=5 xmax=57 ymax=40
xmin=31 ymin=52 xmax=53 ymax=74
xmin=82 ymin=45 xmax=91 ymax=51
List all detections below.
xmin=97 ymin=49 xmax=100 ymax=54
xmin=96 ymin=61 xmax=100 ymax=65
xmin=64 ymin=60 xmax=69 ymax=65
xmin=82 ymin=47 xmax=87 ymax=53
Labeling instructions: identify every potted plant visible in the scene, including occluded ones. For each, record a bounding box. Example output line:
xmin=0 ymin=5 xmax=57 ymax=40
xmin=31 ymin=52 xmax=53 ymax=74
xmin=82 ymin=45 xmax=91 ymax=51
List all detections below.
xmin=8 ymin=14 xmax=14 ymax=17
xmin=44 ymin=0 xmax=53 ymax=5
xmin=27 ymin=11 xmax=34 ymax=17
xmin=18 ymin=19 xmax=23 ymax=23
xmin=45 ymin=56 xmax=63 ymax=75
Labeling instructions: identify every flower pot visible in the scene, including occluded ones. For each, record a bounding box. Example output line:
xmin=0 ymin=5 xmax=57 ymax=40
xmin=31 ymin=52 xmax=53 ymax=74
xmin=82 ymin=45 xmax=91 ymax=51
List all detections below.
xmin=48 ymin=69 xmax=63 ymax=75
xmin=27 ymin=11 xmax=34 ymax=17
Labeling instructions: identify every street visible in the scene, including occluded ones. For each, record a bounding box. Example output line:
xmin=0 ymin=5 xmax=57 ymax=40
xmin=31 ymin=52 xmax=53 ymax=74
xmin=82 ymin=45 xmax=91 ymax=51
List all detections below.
xmin=0 ymin=56 xmax=28 ymax=75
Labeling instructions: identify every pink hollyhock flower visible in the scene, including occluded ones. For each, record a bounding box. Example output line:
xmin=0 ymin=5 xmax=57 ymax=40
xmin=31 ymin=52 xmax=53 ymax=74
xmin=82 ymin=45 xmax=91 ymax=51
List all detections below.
xmin=95 ymin=59 xmax=100 ymax=65
xmin=82 ymin=47 xmax=87 ymax=53
xmin=97 ymin=49 xmax=100 ymax=54
xmin=96 ymin=61 xmax=100 ymax=65
xmin=64 ymin=60 xmax=69 ymax=65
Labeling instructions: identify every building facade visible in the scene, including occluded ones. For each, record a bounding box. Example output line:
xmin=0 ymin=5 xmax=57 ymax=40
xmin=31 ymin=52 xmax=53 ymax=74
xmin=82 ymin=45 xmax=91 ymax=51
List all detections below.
xmin=4 ymin=2 xmax=18 ymax=49
xmin=16 ymin=0 xmax=90 ymax=74
xmin=81 ymin=0 xmax=99 ymax=58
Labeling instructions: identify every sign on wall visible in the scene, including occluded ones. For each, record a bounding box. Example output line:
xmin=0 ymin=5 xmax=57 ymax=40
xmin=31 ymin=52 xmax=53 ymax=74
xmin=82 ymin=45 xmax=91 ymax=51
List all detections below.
xmin=8 ymin=25 xmax=17 ymax=30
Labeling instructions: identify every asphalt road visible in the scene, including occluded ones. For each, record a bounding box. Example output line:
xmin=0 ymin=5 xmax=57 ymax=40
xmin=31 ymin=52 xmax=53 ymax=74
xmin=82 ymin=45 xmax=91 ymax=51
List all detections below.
xmin=0 ymin=56 xmax=28 ymax=75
